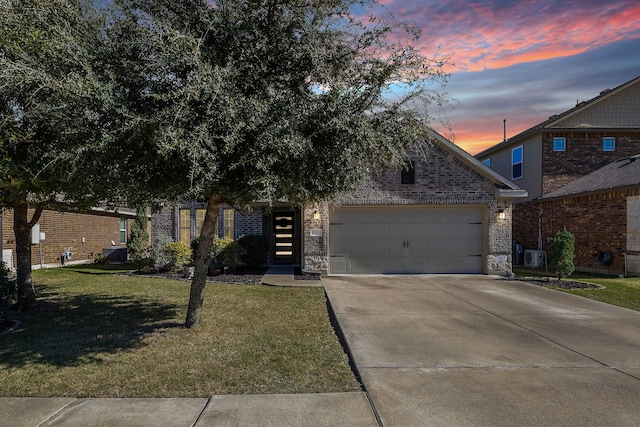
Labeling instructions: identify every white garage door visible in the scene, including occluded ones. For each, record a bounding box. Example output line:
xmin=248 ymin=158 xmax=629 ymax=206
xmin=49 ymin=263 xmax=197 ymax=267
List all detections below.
xmin=329 ymin=206 xmax=484 ymax=274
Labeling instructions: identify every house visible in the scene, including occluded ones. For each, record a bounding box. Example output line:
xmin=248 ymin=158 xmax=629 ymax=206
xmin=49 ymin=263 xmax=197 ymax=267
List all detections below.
xmin=152 ymin=131 xmax=527 ymax=275
xmin=475 ymin=75 xmax=640 ymax=271
xmin=1 ymin=207 xmax=139 ymax=270
xmin=537 ymin=155 xmax=640 ymax=276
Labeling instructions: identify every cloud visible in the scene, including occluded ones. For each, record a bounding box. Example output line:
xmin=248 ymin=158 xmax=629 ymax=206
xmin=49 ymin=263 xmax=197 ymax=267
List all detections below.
xmin=440 ymin=38 xmax=640 ymax=154
xmin=376 ymin=0 xmax=640 ymax=72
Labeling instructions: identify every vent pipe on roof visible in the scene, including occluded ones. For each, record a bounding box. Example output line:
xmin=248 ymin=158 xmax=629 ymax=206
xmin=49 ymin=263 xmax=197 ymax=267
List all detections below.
xmin=503 ymin=119 xmax=506 ymax=142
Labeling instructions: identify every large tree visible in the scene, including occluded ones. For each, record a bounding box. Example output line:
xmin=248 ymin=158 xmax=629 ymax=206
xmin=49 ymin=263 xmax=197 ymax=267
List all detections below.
xmin=108 ymin=0 xmax=450 ymax=327
xmin=0 ymin=0 xmax=107 ymax=309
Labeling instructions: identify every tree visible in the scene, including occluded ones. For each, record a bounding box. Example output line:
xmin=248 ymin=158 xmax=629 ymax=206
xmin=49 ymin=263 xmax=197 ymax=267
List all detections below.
xmin=127 ymin=209 xmax=150 ymax=269
xmin=0 ymin=0 xmax=108 ymax=309
xmin=549 ymin=228 xmax=575 ymax=281
xmin=111 ymin=0 xmax=450 ymax=328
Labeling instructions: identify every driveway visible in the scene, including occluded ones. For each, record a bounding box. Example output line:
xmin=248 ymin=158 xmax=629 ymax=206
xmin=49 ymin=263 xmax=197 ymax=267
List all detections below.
xmin=322 ymin=275 xmax=640 ymax=427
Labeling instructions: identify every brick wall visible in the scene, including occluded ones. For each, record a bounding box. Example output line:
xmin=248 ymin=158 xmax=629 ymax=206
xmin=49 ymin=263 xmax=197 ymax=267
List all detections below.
xmin=536 ymin=189 xmax=640 ymax=275
xmin=542 ymin=131 xmax=640 ymax=194
xmin=2 ymin=209 xmax=133 ymax=269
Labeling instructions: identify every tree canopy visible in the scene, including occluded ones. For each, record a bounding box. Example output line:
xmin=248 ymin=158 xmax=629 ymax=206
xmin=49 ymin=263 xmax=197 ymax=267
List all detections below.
xmin=106 ymin=0 xmax=450 ymax=327
xmin=0 ymin=0 xmax=108 ymax=308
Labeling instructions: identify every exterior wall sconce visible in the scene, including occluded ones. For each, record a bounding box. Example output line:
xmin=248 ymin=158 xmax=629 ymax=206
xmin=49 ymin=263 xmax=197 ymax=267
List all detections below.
xmin=313 ymin=210 xmax=320 ymax=220
xmin=498 ymin=209 xmax=506 ymax=220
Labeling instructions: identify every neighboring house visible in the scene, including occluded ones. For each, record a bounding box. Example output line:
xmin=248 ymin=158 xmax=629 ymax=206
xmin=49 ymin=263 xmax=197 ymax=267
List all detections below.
xmin=1 ymin=207 xmax=139 ymax=270
xmin=476 ymin=75 xmax=640 ymax=272
xmin=153 ymin=131 xmax=527 ymax=275
xmin=537 ymin=155 xmax=640 ymax=276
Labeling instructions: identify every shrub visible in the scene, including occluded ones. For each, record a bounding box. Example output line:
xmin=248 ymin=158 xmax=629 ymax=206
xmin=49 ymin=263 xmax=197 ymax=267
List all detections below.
xmin=238 ymin=235 xmax=268 ymax=267
xmin=0 ymin=262 xmax=16 ymax=320
xmin=149 ymin=235 xmax=172 ymax=269
xmin=549 ymin=228 xmax=575 ymax=281
xmin=127 ymin=209 xmax=150 ymax=269
xmin=163 ymin=241 xmax=192 ymax=272
xmin=211 ymin=237 xmax=245 ymax=271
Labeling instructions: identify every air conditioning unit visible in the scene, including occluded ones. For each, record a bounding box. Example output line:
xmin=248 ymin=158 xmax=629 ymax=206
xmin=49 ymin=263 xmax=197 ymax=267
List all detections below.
xmin=524 ymin=250 xmax=544 ymax=268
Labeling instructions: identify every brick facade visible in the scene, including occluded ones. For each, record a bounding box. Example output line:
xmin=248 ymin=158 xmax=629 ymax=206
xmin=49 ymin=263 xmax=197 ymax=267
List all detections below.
xmin=542 ymin=131 xmax=640 ymax=194
xmin=302 ymin=143 xmax=515 ymax=274
xmin=1 ymin=209 xmax=135 ymax=270
xmin=534 ymin=189 xmax=640 ymax=275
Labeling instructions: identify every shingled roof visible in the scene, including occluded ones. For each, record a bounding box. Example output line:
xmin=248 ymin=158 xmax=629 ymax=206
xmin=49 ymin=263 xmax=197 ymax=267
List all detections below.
xmin=475 ymin=75 xmax=640 ymax=158
xmin=539 ymin=154 xmax=640 ymax=200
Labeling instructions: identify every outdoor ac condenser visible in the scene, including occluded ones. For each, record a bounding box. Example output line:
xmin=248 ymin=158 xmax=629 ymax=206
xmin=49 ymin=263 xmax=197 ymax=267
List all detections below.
xmin=524 ymin=250 xmax=544 ymax=268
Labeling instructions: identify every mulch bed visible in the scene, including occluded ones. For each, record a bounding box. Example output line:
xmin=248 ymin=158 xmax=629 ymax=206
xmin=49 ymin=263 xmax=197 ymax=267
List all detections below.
xmin=508 ymin=276 xmax=604 ymax=290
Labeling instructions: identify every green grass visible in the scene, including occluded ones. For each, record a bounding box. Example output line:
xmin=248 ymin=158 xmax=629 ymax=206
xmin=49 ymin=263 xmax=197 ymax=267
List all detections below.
xmin=0 ymin=267 xmax=360 ymax=397
xmin=514 ymin=268 xmax=640 ymax=312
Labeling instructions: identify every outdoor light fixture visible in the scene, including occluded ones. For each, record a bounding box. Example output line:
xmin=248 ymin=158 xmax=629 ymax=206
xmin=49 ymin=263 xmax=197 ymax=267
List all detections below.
xmin=313 ymin=210 xmax=320 ymax=220
xmin=498 ymin=209 xmax=506 ymax=220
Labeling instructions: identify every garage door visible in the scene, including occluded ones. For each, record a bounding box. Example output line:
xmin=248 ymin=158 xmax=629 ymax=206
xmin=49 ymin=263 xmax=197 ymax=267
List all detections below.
xmin=329 ymin=206 xmax=484 ymax=274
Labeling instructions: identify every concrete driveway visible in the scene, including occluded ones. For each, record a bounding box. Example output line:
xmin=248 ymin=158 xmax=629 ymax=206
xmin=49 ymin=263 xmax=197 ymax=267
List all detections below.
xmin=322 ymin=275 xmax=640 ymax=427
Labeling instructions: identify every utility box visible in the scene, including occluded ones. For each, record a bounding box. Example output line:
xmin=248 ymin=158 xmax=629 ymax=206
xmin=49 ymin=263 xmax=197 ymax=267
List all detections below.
xmin=102 ymin=246 xmax=127 ymax=264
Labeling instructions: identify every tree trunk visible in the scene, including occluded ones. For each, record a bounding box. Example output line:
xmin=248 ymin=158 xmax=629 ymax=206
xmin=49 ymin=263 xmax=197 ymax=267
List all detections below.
xmin=14 ymin=203 xmax=43 ymax=311
xmin=185 ymin=192 xmax=223 ymax=328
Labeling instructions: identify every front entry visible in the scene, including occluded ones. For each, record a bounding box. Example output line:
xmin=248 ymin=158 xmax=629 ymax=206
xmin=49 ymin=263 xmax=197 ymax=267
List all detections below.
xmin=272 ymin=211 xmax=297 ymax=263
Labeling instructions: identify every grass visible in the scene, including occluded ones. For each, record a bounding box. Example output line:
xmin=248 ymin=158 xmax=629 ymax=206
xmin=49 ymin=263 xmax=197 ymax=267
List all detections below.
xmin=0 ymin=265 xmax=360 ymax=397
xmin=514 ymin=267 xmax=640 ymax=312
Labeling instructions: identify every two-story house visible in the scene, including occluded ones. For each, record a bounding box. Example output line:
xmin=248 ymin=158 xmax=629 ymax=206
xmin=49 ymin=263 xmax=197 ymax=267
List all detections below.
xmin=476 ymin=75 xmax=640 ymax=275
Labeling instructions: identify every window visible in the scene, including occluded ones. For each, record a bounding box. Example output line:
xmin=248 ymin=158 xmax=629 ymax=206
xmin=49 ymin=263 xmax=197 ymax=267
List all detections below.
xmin=603 ymin=137 xmax=615 ymax=151
xmin=119 ymin=218 xmax=127 ymax=244
xmin=552 ymin=137 xmax=566 ymax=151
xmin=400 ymin=161 xmax=415 ymax=184
xmin=179 ymin=209 xmax=191 ymax=245
xmin=482 ymin=158 xmax=490 ymax=167
xmin=195 ymin=209 xmax=206 ymax=235
xmin=512 ymin=146 xmax=523 ymax=180
xmin=223 ymin=208 xmax=235 ymax=239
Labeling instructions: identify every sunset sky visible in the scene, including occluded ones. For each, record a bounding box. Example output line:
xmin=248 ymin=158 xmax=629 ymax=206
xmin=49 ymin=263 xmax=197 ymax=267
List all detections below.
xmin=374 ymin=0 xmax=640 ymax=154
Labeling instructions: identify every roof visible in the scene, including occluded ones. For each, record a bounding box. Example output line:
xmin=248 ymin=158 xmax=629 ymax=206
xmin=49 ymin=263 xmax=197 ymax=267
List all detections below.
xmin=475 ymin=75 xmax=640 ymax=159
xmin=539 ymin=154 xmax=640 ymax=200
xmin=428 ymin=129 xmax=528 ymax=199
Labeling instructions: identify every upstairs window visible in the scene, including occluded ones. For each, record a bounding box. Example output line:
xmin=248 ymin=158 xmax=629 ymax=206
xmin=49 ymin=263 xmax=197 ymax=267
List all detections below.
xmin=512 ymin=146 xmax=523 ymax=180
xmin=552 ymin=137 xmax=566 ymax=151
xmin=401 ymin=161 xmax=415 ymax=184
xmin=482 ymin=158 xmax=491 ymax=167
xmin=603 ymin=137 xmax=615 ymax=151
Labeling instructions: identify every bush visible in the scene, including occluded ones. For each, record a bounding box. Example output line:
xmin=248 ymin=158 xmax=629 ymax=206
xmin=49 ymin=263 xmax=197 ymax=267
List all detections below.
xmin=549 ymin=228 xmax=575 ymax=280
xmin=149 ymin=235 xmax=172 ymax=269
xmin=127 ymin=209 xmax=150 ymax=269
xmin=238 ymin=235 xmax=268 ymax=267
xmin=163 ymin=241 xmax=192 ymax=272
xmin=211 ymin=237 xmax=245 ymax=270
xmin=0 ymin=262 xmax=16 ymax=320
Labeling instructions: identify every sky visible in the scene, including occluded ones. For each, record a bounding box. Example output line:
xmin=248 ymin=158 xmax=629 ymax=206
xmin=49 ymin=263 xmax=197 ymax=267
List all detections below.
xmin=374 ymin=0 xmax=640 ymax=155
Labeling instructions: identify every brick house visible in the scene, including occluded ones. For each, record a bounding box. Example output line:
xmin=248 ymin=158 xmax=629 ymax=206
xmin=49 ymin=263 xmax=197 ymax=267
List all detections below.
xmin=1 ymin=207 xmax=139 ymax=271
xmin=537 ymin=156 xmax=640 ymax=276
xmin=475 ymin=75 xmax=640 ymax=273
xmin=153 ymin=131 xmax=527 ymax=275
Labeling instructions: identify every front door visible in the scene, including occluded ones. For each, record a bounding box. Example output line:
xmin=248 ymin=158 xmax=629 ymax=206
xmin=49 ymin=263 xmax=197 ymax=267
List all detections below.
xmin=272 ymin=211 xmax=296 ymax=263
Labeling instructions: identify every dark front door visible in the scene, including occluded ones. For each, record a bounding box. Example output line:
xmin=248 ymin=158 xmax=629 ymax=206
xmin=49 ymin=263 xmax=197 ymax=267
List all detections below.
xmin=272 ymin=212 xmax=296 ymax=263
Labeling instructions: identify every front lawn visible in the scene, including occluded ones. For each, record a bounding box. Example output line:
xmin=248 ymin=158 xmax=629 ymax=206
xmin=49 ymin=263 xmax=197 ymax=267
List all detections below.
xmin=514 ymin=268 xmax=640 ymax=312
xmin=0 ymin=266 xmax=360 ymax=397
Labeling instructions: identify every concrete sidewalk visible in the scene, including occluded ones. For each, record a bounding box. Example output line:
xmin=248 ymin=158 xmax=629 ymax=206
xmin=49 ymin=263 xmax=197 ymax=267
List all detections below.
xmin=0 ymin=393 xmax=377 ymax=426
xmin=323 ymin=274 xmax=640 ymax=426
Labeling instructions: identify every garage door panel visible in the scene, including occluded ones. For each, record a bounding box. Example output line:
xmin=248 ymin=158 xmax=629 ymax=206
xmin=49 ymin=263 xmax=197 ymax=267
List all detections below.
xmin=329 ymin=206 xmax=484 ymax=274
